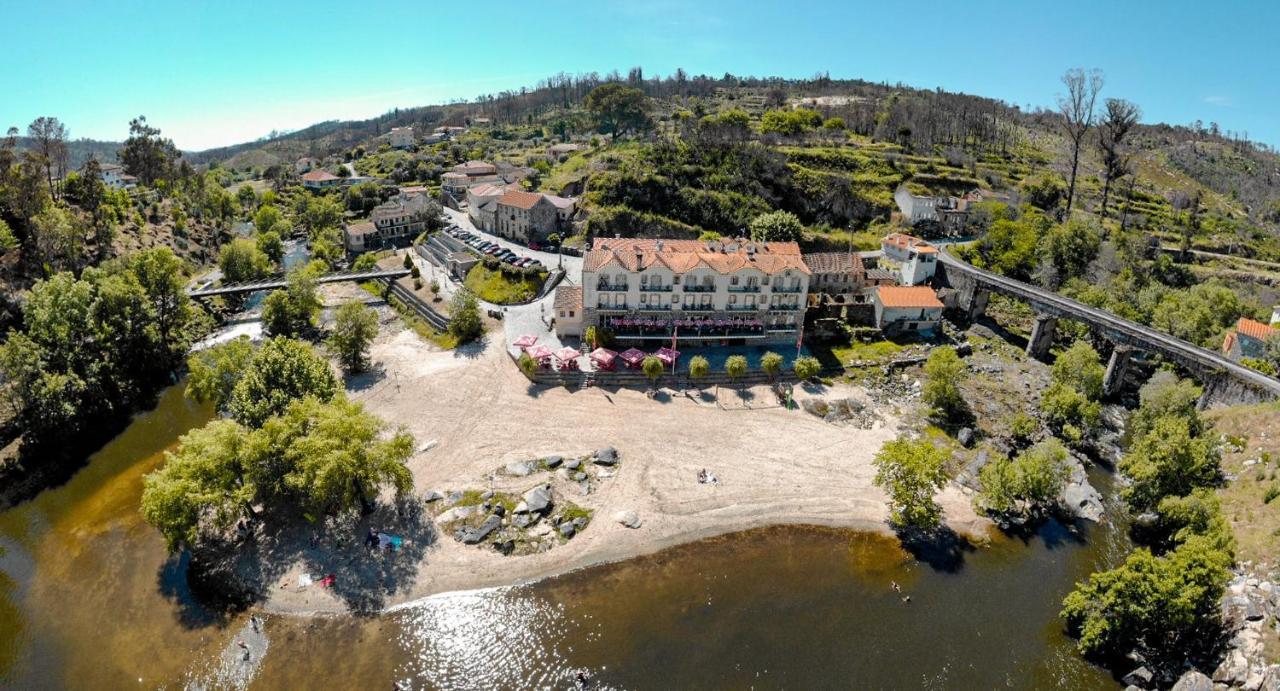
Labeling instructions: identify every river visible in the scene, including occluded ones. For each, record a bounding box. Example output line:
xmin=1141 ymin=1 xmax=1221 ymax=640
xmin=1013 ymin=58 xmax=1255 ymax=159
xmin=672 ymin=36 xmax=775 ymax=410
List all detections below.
xmin=0 ymin=381 xmax=1128 ymax=689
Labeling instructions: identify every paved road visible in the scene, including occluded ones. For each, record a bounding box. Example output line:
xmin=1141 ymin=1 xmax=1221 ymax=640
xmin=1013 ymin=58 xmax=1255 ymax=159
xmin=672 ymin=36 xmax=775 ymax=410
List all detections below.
xmin=938 ymin=247 xmax=1280 ymax=397
xmin=442 ymin=207 xmax=583 ymax=279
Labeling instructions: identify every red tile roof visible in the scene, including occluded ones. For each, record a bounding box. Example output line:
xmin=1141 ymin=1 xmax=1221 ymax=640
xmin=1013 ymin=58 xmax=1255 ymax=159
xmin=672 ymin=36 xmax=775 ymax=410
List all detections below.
xmin=554 ymin=286 xmax=582 ymax=311
xmin=302 ymin=170 xmax=338 ymax=182
xmin=875 ymin=285 xmax=943 ymax=308
xmin=882 ymin=232 xmax=936 ymax=253
xmin=497 ymin=190 xmax=546 ymax=210
xmin=1236 ymin=318 xmax=1275 ymax=341
xmin=586 ymin=238 xmax=810 ymax=276
xmin=803 ymin=252 xmax=864 ymax=274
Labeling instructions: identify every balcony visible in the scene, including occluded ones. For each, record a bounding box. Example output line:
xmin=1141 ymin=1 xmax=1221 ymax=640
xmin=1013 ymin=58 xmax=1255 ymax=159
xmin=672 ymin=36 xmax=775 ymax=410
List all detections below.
xmin=683 ymin=284 xmax=716 ymax=293
xmin=637 ymin=302 xmax=672 ymax=311
xmin=683 ymin=304 xmax=716 ymax=312
xmin=772 ymin=284 xmax=804 ymax=294
xmin=726 ymin=304 xmax=759 ymax=311
xmin=727 ymin=285 xmax=760 ymax=293
xmin=597 ymin=283 xmax=629 ymax=292
xmin=640 ymin=284 xmax=672 ymax=292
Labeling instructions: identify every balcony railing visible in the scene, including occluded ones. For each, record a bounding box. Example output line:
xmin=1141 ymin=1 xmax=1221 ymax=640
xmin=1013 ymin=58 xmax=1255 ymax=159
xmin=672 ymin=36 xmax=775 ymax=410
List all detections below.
xmin=597 ymin=283 xmax=629 ymax=292
xmin=726 ymin=304 xmax=760 ymax=311
xmin=637 ymin=303 xmax=672 ymax=311
xmin=597 ymin=303 xmax=629 ymax=311
xmin=683 ymin=304 xmax=716 ymax=312
xmin=772 ymin=285 xmax=804 ymax=293
xmin=639 ymin=284 xmax=672 ymax=292
xmin=683 ymin=284 xmax=716 ymax=293
xmin=727 ymin=285 xmax=761 ymax=293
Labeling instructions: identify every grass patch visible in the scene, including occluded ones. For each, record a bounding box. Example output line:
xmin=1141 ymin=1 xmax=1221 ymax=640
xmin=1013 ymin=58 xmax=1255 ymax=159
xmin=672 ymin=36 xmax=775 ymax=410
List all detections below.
xmin=1206 ymin=403 xmax=1280 ymax=566
xmin=464 ymin=264 xmax=546 ymax=304
xmin=832 ymin=338 xmax=907 ymax=364
xmin=363 ymin=280 xmax=460 ymax=349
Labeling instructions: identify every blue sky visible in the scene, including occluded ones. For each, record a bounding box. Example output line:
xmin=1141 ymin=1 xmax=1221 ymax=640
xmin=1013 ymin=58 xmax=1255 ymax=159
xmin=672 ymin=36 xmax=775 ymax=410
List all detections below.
xmin=2 ymin=0 xmax=1276 ymax=151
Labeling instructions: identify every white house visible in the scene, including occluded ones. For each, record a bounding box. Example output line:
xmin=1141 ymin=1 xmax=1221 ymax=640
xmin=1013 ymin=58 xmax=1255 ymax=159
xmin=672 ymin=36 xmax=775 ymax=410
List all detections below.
xmin=560 ymin=237 xmax=810 ymax=345
xmin=880 ymin=233 xmax=938 ymax=286
xmin=544 ymin=194 xmax=577 ymax=223
xmin=98 ymin=163 xmax=137 ymax=190
xmin=465 ymin=183 xmax=506 ymax=231
xmin=552 ymin=286 xmax=584 ymax=338
xmin=301 ymin=170 xmax=342 ymax=190
xmin=872 ymin=285 xmax=944 ymax=335
xmin=389 ymin=127 xmax=416 ymax=149
xmin=894 ymin=186 xmax=967 ymax=234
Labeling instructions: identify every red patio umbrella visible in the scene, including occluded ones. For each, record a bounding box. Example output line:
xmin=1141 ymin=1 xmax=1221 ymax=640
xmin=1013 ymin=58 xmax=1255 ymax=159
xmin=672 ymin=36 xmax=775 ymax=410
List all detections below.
xmin=619 ymin=348 xmax=646 ymax=368
xmin=654 ymin=346 xmax=681 ymax=366
xmin=526 ymin=344 xmax=553 ymax=360
xmin=589 ymin=347 xmax=617 ymax=369
xmin=555 ymin=346 xmax=582 ymax=362
xmin=513 ymin=334 xmax=538 ymax=350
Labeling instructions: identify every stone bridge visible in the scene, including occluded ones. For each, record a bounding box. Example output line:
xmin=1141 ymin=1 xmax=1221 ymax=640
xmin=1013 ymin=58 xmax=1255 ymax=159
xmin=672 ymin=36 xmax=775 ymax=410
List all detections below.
xmin=935 ymin=248 xmax=1280 ymax=408
xmin=187 ymin=268 xmax=411 ymax=299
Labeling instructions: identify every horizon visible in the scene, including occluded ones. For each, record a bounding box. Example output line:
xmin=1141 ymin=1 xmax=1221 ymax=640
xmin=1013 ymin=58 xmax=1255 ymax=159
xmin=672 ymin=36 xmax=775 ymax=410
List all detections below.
xmin=2 ymin=0 xmax=1277 ymax=152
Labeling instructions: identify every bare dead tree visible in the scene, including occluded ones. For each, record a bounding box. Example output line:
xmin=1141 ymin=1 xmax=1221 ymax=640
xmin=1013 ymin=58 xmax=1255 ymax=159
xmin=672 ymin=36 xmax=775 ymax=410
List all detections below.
xmin=1097 ymin=98 xmax=1141 ymax=218
xmin=27 ymin=116 xmax=68 ymax=200
xmin=1057 ymin=68 xmax=1104 ymax=213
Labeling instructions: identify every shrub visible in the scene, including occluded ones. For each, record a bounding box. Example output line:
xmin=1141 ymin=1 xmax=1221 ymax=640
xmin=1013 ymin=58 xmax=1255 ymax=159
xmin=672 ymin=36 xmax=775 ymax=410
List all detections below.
xmin=793 ymin=355 xmax=821 ymax=380
xmin=760 ymin=351 xmax=783 ymax=380
xmin=922 ymin=346 xmax=967 ymax=421
xmin=688 ymin=355 xmax=710 ymax=381
xmin=872 ymin=438 xmax=949 ymax=530
xmin=725 ymin=354 xmax=748 ymax=382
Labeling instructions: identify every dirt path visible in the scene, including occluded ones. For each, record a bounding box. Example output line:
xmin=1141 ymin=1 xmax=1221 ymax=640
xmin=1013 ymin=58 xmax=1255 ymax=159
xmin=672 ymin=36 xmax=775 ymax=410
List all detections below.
xmin=263 ymin=323 xmax=984 ymax=614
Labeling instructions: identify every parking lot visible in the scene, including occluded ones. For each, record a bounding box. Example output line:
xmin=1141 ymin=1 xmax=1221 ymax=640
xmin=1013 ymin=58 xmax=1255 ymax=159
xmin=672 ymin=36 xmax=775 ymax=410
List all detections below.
xmin=443 ymin=225 xmax=548 ymax=272
xmin=442 ymin=207 xmax=582 ymax=278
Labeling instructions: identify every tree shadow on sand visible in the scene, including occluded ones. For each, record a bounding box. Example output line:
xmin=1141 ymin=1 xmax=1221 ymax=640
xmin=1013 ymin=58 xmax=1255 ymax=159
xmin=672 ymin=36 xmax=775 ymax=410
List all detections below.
xmin=451 ymin=337 xmax=488 ymax=360
xmin=344 ymin=363 xmax=388 ymax=393
xmin=180 ymin=498 xmax=438 ymax=616
xmin=894 ymin=526 xmax=976 ymax=574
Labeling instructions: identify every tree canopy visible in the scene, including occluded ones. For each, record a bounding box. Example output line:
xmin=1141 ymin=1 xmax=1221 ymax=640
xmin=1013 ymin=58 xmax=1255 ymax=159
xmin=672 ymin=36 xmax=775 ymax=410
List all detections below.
xmin=872 ymin=438 xmax=949 ymax=530
xmin=327 ymin=301 xmax=379 ymax=373
xmin=584 ymin=83 xmax=651 ymax=140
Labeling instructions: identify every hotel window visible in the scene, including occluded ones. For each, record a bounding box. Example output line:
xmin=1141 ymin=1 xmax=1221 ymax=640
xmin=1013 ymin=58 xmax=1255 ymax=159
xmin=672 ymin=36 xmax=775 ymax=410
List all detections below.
xmin=747 ymin=295 xmax=755 ymax=306
xmin=671 ymin=295 xmax=678 ymax=305
xmin=730 ymin=275 xmax=739 ymax=285
xmin=701 ymin=294 xmax=711 ymax=306
xmin=673 ymin=276 xmax=680 ymax=285
xmin=762 ymin=276 xmax=770 ymax=286
xmin=729 ymin=295 xmax=737 ymax=304
xmin=641 ymin=274 xmax=648 ymax=286
xmin=641 ymin=294 xmax=648 ymax=305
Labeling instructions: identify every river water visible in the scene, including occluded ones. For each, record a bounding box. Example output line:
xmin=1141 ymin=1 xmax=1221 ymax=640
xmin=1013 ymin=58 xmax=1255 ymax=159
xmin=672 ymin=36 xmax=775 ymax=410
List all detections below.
xmin=0 ymin=381 xmax=1128 ymax=690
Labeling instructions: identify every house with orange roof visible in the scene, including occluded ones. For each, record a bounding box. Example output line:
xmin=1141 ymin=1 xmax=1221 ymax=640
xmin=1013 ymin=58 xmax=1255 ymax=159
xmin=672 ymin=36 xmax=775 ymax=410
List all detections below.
xmin=879 ymin=232 xmax=939 ymax=286
xmin=301 ymin=169 xmax=342 ymax=190
xmin=872 ymin=285 xmax=944 ymax=335
xmin=495 ymin=190 xmax=558 ymax=244
xmin=1222 ymin=313 xmax=1279 ymax=361
xmin=557 ymin=237 xmax=810 ymax=345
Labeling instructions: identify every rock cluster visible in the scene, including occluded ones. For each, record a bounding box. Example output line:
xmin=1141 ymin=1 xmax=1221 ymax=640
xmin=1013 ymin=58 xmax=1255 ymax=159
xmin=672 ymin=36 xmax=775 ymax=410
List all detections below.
xmin=1209 ymin=573 xmax=1280 ymax=689
xmin=800 ymin=396 xmax=881 ymax=429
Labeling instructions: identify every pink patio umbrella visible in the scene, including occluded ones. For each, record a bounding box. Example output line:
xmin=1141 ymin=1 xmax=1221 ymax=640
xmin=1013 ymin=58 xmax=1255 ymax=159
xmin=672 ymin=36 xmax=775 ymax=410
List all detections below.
xmin=526 ymin=344 xmax=553 ymax=360
xmin=555 ymin=346 xmax=582 ymax=362
xmin=513 ymin=334 xmax=538 ymax=350
xmin=588 ymin=347 xmax=617 ymax=369
xmin=654 ymin=346 xmax=681 ymax=366
xmin=619 ymin=348 xmax=646 ymax=368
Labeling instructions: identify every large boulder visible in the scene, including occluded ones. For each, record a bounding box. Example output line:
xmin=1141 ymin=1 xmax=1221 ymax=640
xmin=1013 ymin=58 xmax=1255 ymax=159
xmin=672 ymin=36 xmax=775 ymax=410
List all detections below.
xmin=1170 ymin=670 xmax=1212 ymax=691
xmin=614 ymin=510 xmax=642 ymax=529
xmin=564 ymin=458 xmax=582 ymax=471
xmin=1213 ymin=649 xmax=1250 ymax=685
xmin=1062 ymin=481 xmax=1105 ymax=523
xmin=593 ymin=447 xmax=619 ymax=466
xmin=1122 ymin=666 xmax=1153 ymax=688
xmin=456 ymin=515 xmax=501 ymax=544
xmin=543 ymin=455 xmax=564 ymax=469
xmin=559 ymin=522 xmax=576 ymax=538
xmin=505 ymin=460 xmax=536 ymax=477
xmin=519 ymin=484 xmax=553 ymax=514
xmin=957 ymin=428 xmax=975 ymax=448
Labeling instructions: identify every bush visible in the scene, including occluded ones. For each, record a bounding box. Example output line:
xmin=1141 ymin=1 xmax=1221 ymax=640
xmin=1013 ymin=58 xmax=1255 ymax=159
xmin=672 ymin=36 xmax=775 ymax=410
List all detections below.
xmin=1009 ymin=412 xmax=1038 ymax=446
xmin=793 ymin=355 xmax=821 ymax=380
xmin=977 ymin=438 xmax=1069 ymax=516
xmin=642 ymin=355 xmax=664 ymax=384
xmin=1051 ymin=341 xmax=1104 ymax=401
xmin=760 ymin=351 xmax=783 ymax=379
xmin=748 ymin=210 xmax=803 ymax=243
xmin=922 ymin=346 xmax=967 ymax=422
xmin=447 ymin=288 xmax=483 ymax=343
xmin=724 ymin=354 xmax=748 ymax=381
xmin=1118 ymin=415 xmax=1220 ymax=513
xmin=688 ymin=355 xmax=710 ymax=381
xmin=517 ymin=352 xmax=537 ymax=377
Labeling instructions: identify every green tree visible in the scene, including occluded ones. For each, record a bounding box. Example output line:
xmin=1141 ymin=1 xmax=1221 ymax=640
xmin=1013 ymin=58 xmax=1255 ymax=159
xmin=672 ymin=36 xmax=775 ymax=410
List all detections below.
xmin=128 ymin=247 xmax=192 ymax=358
xmin=583 ymin=83 xmax=651 ymax=140
xmin=327 ymin=301 xmax=379 ymax=373
xmin=262 ymin=268 xmax=321 ymax=338
xmin=252 ymin=203 xmax=282 ymax=235
xmin=256 ymin=230 xmax=284 ymax=265
xmin=1129 ymin=371 xmax=1203 ymax=439
xmin=140 ymin=419 xmax=255 ymax=550
xmin=517 ymin=352 xmax=537 ymax=377
xmin=298 ymin=194 xmax=345 ymax=236
xmin=1040 ymin=219 xmax=1101 ymax=287
xmin=1119 ymin=415 xmax=1219 ymax=513
xmin=793 ymin=355 xmax=821 ymax=381
xmin=226 ymin=337 xmax=339 ymax=428
xmin=1051 ymin=341 xmax=1105 ymax=401
xmin=260 ymin=396 xmax=414 ymax=515
xmin=218 ymin=238 xmax=271 ymax=284
xmin=0 ymin=219 xmax=17 ymax=252
xmin=1020 ymin=174 xmax=1068 ymax=213
xmin=187 ymin=336 xmax=256 ymax=410
xmin=29 ymin=204 xmax=84 ymax=271
xmin=641 ymin=355 xmax=664 ymax=385
xmin=1040 ymin=382 xmax=1101 ymax=442
xmin=725 ymin=354 xmax=748 ymax=385
xmin=748 ymin=210 xmax=804 ymax=243
xmin=872 ymin=438 xmax=950 ymax=530
xmin=447 ymin=288 xmax=483 ymax=343
xmin=922 ymin=346 xmax=968 ymax=421
xmin=971 ymin=215 xmax=1045 ymax=281
xmin=352 ymin=253 xmax=379 ymax=271
xmin=1060 ymin=536 xmax=1231 ymax=661
xmin=688 ymin=355 xmax=710 ymax=384
xmin=237 ymin=184 xmax=257 ymax=210
xmin=760 ymin=351 xmax=783 ymax=381
xmin=119 ymin=116 xmax=179 ymax=186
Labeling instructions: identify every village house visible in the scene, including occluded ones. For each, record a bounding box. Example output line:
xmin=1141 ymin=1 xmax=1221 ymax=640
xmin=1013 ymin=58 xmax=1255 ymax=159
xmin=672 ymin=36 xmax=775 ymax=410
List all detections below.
xmin=553 ymin=286 xmax=584 ymax=338
xmin=294 ymin=157 xmax=319 ymax=174
xmin=343 ymin=194 xmax=431 ymax=252
xmin=543 ymin=194 xmax=577 ymax=224
xmin=894 ymin=186 xmax=967 ymax=235
xmin=554 ymin=237 xmax=810 ymax=345
xmin=98 ymin=163 xmax=137 ymax=190
xmin=1222 ymin=310 xmax=1280 ymax=361
xmin=441 ymin=160 xmax=500 ymax=197
xmin=803 ymin=252 xmax=868 ymax=304
xmin=879 ymin=233 xmax=939 ymax=286
xmin=872 ymin=285 xmax=944 ymax=335
xmin=301 ymin=170 xmax=342 ymax=190
xmin=389 ymin=127 xmax=416 ymax=150
xmin=495 ymin=190 xmax=558 ymax=244
xmin=465 ymin=183 xmax=507 ymax=231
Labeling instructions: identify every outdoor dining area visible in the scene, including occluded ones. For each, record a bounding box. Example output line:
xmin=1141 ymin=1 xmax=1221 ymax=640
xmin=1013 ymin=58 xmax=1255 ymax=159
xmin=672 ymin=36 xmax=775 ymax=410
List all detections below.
xmin=599 ymin=315 xmax=767 ymax=339
xmin=513 ymin=334 xmax=681 ymax=373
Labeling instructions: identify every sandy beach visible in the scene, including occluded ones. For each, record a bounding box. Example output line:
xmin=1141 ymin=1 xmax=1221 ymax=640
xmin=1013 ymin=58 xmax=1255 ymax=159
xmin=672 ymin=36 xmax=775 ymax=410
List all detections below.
xmin=263 ymin=311 xmax=984 ymax=615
